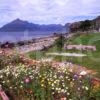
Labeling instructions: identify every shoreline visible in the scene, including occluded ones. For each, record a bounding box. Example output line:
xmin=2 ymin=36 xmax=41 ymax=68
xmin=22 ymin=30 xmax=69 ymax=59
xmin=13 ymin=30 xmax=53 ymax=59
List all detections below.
xmin=0 ymin=35 xmax=59 ymax=54
xmin=15 ymin=35 xmax=58 ymax=53
xmin=0 ymin=33 xmax=68 ymax=54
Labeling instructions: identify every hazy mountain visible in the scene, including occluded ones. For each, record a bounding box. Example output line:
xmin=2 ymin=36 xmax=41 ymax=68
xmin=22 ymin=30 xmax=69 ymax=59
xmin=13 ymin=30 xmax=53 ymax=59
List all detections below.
xmin=0 ymin=18 xmax=66 ymax=32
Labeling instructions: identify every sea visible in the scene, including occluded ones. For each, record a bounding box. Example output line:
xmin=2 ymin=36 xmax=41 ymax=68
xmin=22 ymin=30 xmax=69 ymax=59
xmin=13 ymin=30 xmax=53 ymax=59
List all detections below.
xmin=0 ymin=31 xmax=66 ymax=43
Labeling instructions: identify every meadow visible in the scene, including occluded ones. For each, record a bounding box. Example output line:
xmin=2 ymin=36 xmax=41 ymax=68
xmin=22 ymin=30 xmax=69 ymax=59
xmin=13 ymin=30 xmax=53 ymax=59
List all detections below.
xmin=28 ymin=33 xmax=100 ymax=77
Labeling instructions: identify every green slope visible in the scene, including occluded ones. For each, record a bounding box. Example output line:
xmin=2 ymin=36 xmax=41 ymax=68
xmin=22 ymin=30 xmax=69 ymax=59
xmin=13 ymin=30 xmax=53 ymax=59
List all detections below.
xmin=66 ymin=33 xmax=100 ymax=77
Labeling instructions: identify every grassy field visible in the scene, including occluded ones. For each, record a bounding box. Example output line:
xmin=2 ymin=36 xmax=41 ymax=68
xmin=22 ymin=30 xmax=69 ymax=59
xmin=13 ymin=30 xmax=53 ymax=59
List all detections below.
xmin=27 ymin=33 xmax=100 ymax=77
xmin=66 ymin=33 xmax=100 ymax=76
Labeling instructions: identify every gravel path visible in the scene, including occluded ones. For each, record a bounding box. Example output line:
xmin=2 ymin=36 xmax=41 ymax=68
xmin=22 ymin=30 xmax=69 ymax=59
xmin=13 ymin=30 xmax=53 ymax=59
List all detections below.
xmin=46 ymin=52 xmax=87 ymax=57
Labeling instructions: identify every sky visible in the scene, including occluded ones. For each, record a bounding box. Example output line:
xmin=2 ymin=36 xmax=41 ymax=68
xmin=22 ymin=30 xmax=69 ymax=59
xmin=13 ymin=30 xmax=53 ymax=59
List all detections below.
xmin=0 ymin=0 xmax=100 ymax=27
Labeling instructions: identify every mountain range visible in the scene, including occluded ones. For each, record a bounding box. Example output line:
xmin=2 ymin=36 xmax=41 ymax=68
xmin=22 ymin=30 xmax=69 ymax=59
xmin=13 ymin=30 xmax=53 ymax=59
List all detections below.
xmin=0 ymin=19 xmax=67 ymax=32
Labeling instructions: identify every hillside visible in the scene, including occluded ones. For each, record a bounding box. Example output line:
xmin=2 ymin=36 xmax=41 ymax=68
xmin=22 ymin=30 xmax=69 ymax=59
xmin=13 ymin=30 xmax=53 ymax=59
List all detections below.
xmin=0 ymin=18 xmax=66 ymax=32
xmin=69 ymin=16 xmax=100 ymax=32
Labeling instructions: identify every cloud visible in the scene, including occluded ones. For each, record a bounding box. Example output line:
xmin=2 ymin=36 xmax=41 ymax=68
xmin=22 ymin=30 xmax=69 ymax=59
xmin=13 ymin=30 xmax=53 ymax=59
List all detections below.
xmin=0 ymin=0 xmax=100 ymax=27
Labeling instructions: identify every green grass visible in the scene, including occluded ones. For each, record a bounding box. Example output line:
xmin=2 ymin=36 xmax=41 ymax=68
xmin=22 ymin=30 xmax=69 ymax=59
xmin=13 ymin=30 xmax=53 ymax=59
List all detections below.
xmin=70 ymin=33 xmax=100 ymax=45
xmin=27 ymin=33 xmax=100 ymax=77
xmin=27 ymin=51 xmax=46 ymax=60
xmin=67 ymin=33 xmax=100 ymax=77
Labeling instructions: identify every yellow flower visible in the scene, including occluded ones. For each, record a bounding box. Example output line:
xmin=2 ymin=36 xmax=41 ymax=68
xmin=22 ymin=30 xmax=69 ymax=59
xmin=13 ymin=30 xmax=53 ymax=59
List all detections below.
xmin=48 ymin=82 xmax=51 ymax=85
xmin=85 ymin=86 xmax=89 ymax=90
xmin=41 ymin=84 xmax=44 ymax=87
xmin=41 ymin=79 xmax=44 ymax=82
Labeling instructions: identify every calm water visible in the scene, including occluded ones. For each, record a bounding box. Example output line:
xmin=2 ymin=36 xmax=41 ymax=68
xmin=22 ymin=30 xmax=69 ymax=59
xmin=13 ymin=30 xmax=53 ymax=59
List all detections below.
xmin=0 ymin=31 xmax=65 ymax=42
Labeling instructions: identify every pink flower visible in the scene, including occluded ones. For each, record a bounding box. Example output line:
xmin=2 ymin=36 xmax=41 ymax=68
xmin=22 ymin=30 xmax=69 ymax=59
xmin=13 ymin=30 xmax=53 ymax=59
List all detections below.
xmin=61 ymin=97 xmax=66 ymax=100
xmin=25 ymin=78 xmax=30 ymax=84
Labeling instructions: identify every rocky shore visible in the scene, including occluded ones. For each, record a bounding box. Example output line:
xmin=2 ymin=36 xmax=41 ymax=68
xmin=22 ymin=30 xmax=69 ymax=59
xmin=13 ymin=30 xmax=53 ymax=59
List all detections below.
xmin=0 ymin=35 xmax=58 ymax=54
xmin=15 ymin=36 xmax=58 ymax=53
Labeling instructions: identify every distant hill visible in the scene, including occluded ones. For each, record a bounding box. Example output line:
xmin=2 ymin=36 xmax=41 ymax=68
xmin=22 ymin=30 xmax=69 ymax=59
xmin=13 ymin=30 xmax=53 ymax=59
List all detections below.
xmin=68 ymin=16 xmax=100 ymax=32
xmin=0 ymin=18 xmax=66 ymax=32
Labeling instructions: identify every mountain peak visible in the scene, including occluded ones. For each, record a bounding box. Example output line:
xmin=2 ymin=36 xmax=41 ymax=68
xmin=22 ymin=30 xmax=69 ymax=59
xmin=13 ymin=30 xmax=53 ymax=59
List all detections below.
xmin=12 ymin=18 xmax=24 ymax=23
xmin=15 ymin=18 xmax=21 ymax=21
xmin=0 ymin=19 xmax=66 ymax=32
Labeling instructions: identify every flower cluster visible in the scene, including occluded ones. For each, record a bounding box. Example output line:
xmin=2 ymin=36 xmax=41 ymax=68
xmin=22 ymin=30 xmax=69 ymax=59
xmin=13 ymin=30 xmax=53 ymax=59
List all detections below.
xmin=0 ymin=61 xmax=93 ymax=100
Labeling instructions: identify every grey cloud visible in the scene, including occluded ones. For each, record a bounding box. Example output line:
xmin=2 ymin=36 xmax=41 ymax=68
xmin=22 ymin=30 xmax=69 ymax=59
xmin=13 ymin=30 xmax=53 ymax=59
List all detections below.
xmin=0 ymin=0 xmax=100 ymax=27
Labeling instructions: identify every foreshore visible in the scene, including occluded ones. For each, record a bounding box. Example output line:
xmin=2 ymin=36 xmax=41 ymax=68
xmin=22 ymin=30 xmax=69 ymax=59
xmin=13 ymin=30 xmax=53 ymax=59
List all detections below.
xmin=0 ymin=34 xmax=71 ymax=54
xmin=15 ymin=35 xmax=58 ymax=53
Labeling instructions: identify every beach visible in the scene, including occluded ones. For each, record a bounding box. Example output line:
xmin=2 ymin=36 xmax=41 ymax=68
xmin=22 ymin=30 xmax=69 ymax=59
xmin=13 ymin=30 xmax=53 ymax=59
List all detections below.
xmin=14 ymin=35 xmax=58 ymax=53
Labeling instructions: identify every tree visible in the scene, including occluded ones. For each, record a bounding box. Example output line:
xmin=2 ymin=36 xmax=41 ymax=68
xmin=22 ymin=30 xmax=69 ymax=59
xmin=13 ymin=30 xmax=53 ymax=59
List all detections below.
xmin=79 ymin=20 xmax=91 ymax=31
